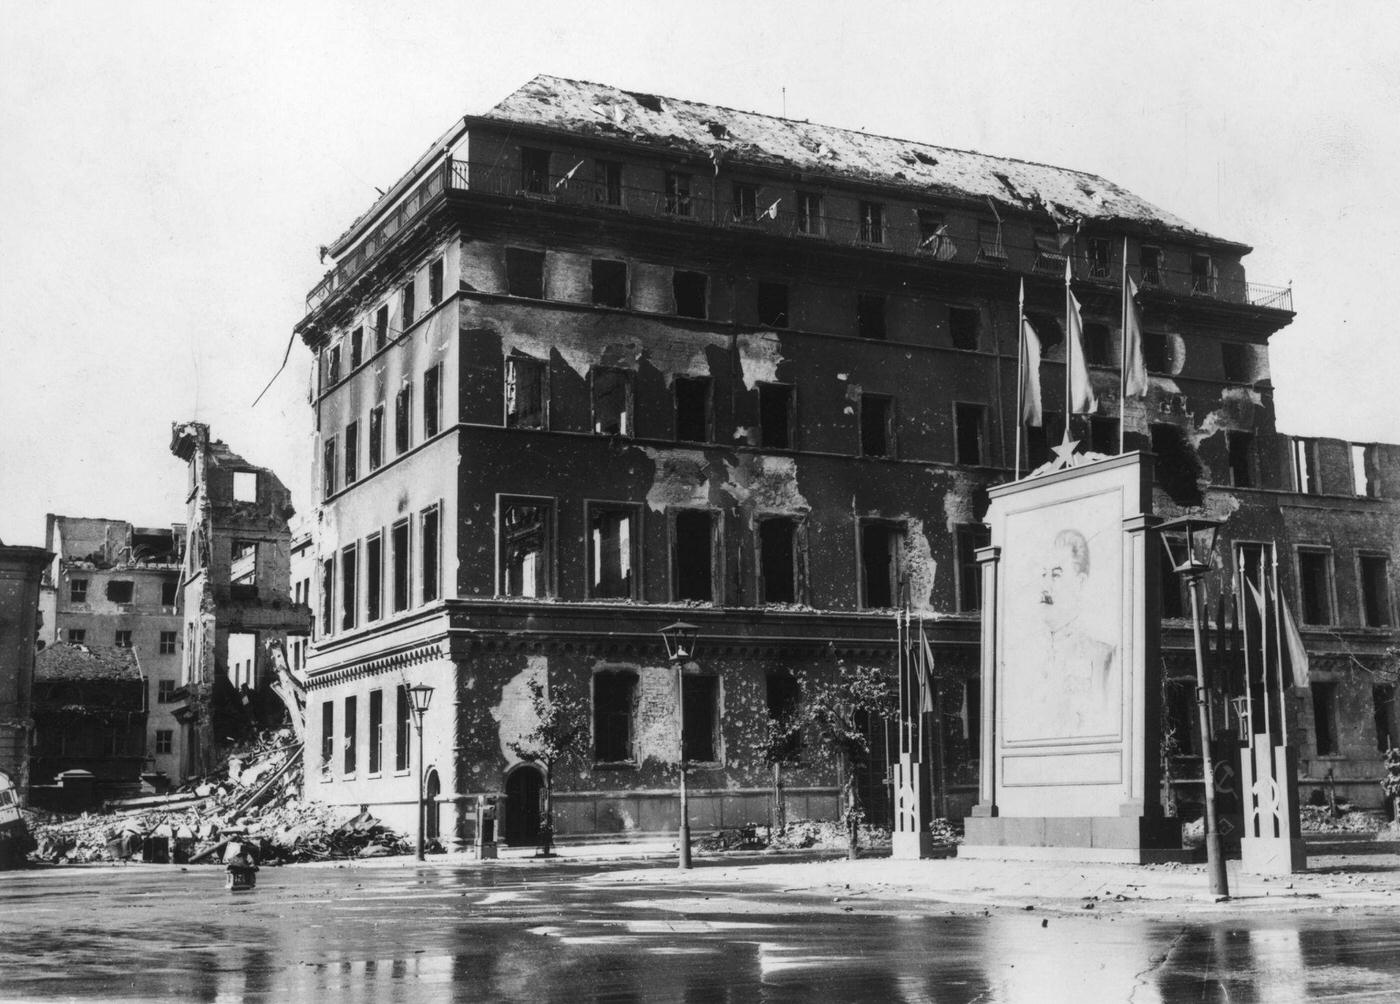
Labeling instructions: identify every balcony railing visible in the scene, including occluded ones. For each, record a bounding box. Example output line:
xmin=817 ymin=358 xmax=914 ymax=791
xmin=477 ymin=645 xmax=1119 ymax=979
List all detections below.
xmin=304 ymin=157 xmax=1293 ymax=315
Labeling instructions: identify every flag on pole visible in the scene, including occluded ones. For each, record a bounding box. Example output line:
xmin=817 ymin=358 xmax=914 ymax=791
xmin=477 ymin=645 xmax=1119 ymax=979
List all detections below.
xmin=555 ymin=160 xmax=585 ymax=189
xmin=916 ymin=617 xmax=936 ymax=714
xmin=761 ymin=198 xmax=782 ymax=221
xmin=1020 ymin=319 xmax=1043 ymax=426
xmin=1122 ymin=275 xmax=1149 ymax=398
xmin=1275 ymin=578 xmax=1311 ymax=689
xmin=1065 ymin=259 xmax=1096 ymax=414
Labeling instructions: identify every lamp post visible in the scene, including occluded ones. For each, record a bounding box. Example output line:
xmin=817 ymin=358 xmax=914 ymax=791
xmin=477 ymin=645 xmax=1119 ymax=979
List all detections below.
xmin=1156 ymin=515 xmax=1229 ymax=899
xmin=408 ymin=682 xmax=435 ymax=862
xmin=660 ymin=621 xmax=700 ymax=870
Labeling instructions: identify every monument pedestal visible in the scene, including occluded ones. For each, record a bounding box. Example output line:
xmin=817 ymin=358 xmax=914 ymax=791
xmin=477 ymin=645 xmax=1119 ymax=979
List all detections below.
xmin=961 ymin=815 xmax=1192 ymax=864
xmin=1238 ymin=740 xmax=1307 ymax=874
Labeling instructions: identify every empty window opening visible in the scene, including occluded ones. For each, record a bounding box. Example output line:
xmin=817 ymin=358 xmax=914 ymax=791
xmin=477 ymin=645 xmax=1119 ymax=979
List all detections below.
xmin=233 ymin=470 xmax=258 ymax=502
xmin=681 ymin=675 xmax=719 ymax=762
xmin=1298 ymin=549 xmax=1333 ymax=624
xmin=591 ymin=259 xmax=628 ymax=308
xmin=506 ymin=356 xmax=546 ymax=429
xmin=401 ymin=280 xmax=415 ymax=329
xmin=369 ymin=689 xmax=383 ymax=774
xmin=857 ymin=293 xmax=886 ymax=340
xmin=428 ymin=257 xmax=444 ymax=306
xmin=374 ymin=305 xmax=389 ymax=351
xmin=757 ymin=282 xmax=789 ymax=328
xmin=344 ymin=421 xmax=359 ymax=485
xmin=322 ymin=438 xmax=336 ymax=498
xmin=230 ymin=539 xmax=258 ymax=587
xmin=1360 ymin=554 xmax=1392 ymax=627
xmin=423 ymin=364 xmax=441 ymax=439
xmin=1159 ymin=534 xmax=1187 ymax=618
xmin=326 ymin=344 xmax=341 ymax=386
xmin=759 ymin=517 xmax=798 ymax=604
xmin=1353 ymin=444 xmax=1379 ymax=497
xmin=1293 ymin=439 xmax=1320 ymax=494
xmin=1140 ymin=244 xmax=1164 ymax=284
xmin=395 ymin=384 xmax=412 ymax=454
xmin=858 ymin=201 xmax=884 ymax=244
xmin=589 ymin=506 xmax=636 ymax=599
xmin=861 ymin=523 xmax=902 ymax=609
xmin=591 ymin=368 xmax=632 ymax=436
xmin=320 ymin=701 xmax=334 ymax=772
xmin=114 ymin=629 xmax=132 ymax=648
xmin=1373 ymin=684 xmax=1397 ymax=753
xmin=1144 ymin=333 xmax=1172 ymax=373
xmin=501 ymin=499 xmax=551 ymax=598
xmin=1311 ymin=681 xmax=1339 ymax=755
xmin=421 ymin=506 xmax=440 ymax=603
xmin=69 ymin=579 xmax=88 ymax=603
xmin=956 ymin=524 xmax=990 ymax=612
xmin=1191 ymin=253 xmax=1216 ymax=294
xmin=1227 ymin=431 xmax=1255 ymax=488
xmin=595 ymin=160 xmax=623 ymax=206
xmin=160 ymin=578 xmax=178 ymax=607
xmin=1150 ymin=423 xmax=1202 ymax=503
xmin=796 ymin=191 xmax=823 ymax=235
xmin=106 ymin=580 xmax=134 ymax=604
xmin=766 ymin=672 xmax=803 ymax=760
xmin=369 ymin=404 xmax=384 ymax=471
xmin=732 ymin=183 xmax=758 ymax=222
xmin=520 ymin=147 xmax=551 ymax=194
xmin=1090 ymin=417 xmax=1119 ymax=455
xmin=1087 ymin=237 xmax=1111 ymax=278
xmin=505 ymin=248 xmax=545 ymax=299
xmin=1033 ymin=230 xmax=1068 ymax=273
xmin=395 ymin=684 xmax=411 ymax=771
xmin=593 ymin=671 xmax=637 ymax=762
xmin=673 ymin=510 xmax=714 ymax=602
xmin=350 ymin=327 xmax=363 ymax=369
xmin=978 ymin=220 xmax=1006 ymax=261
xmin=861 ymin=395 xmax=893 ymax=458
xmin=1221 ymin=343 xmax=1252 ymax=383
xmin=674 ymin=376 xmax=711 ymax=443
xmin=391 ymin=520 xmax=410 ymax=613
xmin=341 ymin=544 xmax=358 ymax=630
xmin=320 ymin=556 xmax=334 ymax=634
xmin=366 ymin=534 xmax=383 ymax=622
xmin=664 ymin=172 xmax=692 ymax=216
xmin=1025 ymin=312 xmax=1062 ymax=353
xmin=955 ymin=403 xmax=986 ymax=466
xmin=758 ymin=383 xmax=793 ymax=450
xmin=1083 ymin=322 xmax=1111 ymax=366
xmin=673 ymin=270 xmax=708 ymax=319
xmin=917 ymin=210 xmax=950 ymax=256
xmin=344 ymin=695 xmax=358 ymax=774
xmin=949 ymin=307 xmax=980 ymax=350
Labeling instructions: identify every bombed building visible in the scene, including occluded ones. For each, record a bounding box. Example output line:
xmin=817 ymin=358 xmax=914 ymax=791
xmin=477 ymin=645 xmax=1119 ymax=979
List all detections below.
xmin=292 ymin=75 xmax=1398 ymax=846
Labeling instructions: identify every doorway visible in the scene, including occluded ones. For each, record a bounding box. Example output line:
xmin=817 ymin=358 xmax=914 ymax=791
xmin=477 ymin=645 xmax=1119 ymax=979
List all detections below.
xmin=503 ymin=765 xmax=543 ymax=845
xmin=424 ymin=768 xmax=441 ymax=842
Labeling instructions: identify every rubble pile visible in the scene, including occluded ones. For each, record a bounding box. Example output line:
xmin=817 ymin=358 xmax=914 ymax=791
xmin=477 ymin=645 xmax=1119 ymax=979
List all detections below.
xmin=25 ymin=731 xmax=412 ymax=865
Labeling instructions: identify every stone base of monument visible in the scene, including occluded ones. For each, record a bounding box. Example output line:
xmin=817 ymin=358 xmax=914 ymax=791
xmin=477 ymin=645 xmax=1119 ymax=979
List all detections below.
xmin=892 ymin=831 xmax=934 ymax=859
xmin=960 ymin=815 xmax=1198 ymax=864
xmin=1240 ymin=836 xmax=1306 ymax=874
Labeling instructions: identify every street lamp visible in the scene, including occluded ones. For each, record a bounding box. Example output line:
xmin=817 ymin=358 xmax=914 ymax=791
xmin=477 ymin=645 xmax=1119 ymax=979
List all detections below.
xmin=408 ymin=682 xmax=435 ymax=862
xmin=1156 ymin=514 xmax=1229 ymax=899
xmin=660 ymin=621 xmax=700 ymax=870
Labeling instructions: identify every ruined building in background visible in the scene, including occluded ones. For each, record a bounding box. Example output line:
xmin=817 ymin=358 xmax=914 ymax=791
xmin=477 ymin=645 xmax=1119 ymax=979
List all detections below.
xmin=169 ymin=422 xmax=312 ymax=776
xmin=292 ymin=75 xmax=1398 ymax=846
xmin=0 ymin=540 xmax=52 ymax=802
xmin=41 ymin=516 xmax=186 ymax=783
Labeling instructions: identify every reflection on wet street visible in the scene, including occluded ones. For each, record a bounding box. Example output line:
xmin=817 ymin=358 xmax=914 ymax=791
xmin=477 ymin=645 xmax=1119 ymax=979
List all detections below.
xmin=2 ymin=860 xmax=1397 ymax=1002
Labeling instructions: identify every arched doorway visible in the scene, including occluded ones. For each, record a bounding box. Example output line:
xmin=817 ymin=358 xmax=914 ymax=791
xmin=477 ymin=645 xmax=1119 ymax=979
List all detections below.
xmin=423 ymin=768 xmax=441 ymax=842
xmin=503 ymin=764 xmax=543 ymax=846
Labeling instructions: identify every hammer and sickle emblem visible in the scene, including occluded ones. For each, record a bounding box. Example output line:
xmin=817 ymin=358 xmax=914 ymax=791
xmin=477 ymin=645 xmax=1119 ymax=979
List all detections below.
xmin=1251 ymin=777 xmax=1283 ymax=821
xmin=1213 ymin=761 xmax=1236 ymax=795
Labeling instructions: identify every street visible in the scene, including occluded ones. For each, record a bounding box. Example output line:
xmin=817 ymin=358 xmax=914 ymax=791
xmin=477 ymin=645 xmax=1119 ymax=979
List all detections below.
xmin=3 ymin=856 xmax=1398 ymax=1002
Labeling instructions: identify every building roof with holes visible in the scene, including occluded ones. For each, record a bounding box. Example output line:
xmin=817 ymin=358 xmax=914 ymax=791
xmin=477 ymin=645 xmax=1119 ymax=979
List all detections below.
xmin=35 ymin=643 xmax=143 ymax=682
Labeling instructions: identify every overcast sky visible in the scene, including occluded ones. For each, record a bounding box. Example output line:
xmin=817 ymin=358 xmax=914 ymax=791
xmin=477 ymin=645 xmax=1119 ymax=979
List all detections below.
xmin=2 ymin=0 xmax=1396 ymax=544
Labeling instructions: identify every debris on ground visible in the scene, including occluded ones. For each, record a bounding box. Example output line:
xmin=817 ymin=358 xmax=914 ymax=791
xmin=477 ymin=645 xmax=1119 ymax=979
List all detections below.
xmin=1299 ymin=804 xmax=1387 ymax=834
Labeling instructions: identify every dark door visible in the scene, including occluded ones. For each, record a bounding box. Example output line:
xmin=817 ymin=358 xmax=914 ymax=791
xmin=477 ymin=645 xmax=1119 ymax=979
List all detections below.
xmin=424 ymin=769 xmax=441 ymax=842
xmin=504 ymin=766 xmax=542 ymax=845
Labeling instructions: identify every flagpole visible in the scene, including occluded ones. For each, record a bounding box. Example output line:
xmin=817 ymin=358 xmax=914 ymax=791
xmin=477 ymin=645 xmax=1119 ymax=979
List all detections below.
xmin=1271 ymin=543 xmax=1289 ymax=748
xmin=896 ymin=608 xmax=907 ymax=756
xmin=1015 ymin=279 xmax=1026 ymax=479
xmin=1119 ymin=236 xmax=1128 ymax=454
xmin=1238 ymin=562 xmax=1254 ymax=742
xmin=1258 ymin=565 xmax=1272 ymax=746
xmin=1064 ymin=259 xmax=1073 ymax=445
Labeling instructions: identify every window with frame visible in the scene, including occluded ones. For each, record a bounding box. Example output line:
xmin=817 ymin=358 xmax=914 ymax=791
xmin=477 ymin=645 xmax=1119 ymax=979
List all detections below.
xmin=1191 ymin=253 xmax=1216 ymax=294
xmin=588 ymin=505 xmax=637 ymax=599
xmin=1087 ymin=237 xmax=1111 ymax=278
xmin=159 ymin=631 xmax=177 ymax=655
xmin=674 ymin=376 xmax=711 ymax=443
xmin=758 ymin=383 xmax=793 ymax=450
xmin=757 ymin=282 xmax=789 ymax=328
xmin=320 ymin=556 xmax=334 ymax=634
xmin=395 ymin=684 xmax=411 ymax=771
xmin=682 ymin=674 xmax=720 ymax=763
xmin=860 ymin=522 xmax=902 ymax=609
xmin=857 ymin=292 xmax=886 ymax=340
xmin=977 ymin=220 xmax=1006 ymax=262
xmin=595 ymin=160 xmax=622 ymax=206
xmin=341 ymin=544 xmax=357 ymax=630
xmin=796 ymin=191 xmax=823 ymax=235
xmin=428 ymin=257 xmax=444 ymax=306
xmin=673 ymin=270 xmax=708 ymax=319
xmin=955 ymin=403 xmax=986 ymax=466
xmin=344 ymin=421 xmax=359 ymax=485
xmin=1311 ymin=681 xmax=1339 ymax=755
xmin=114 ymin=630 xmax=132 ymax=648
xmin=401 ymin=279 xmax=415 ymax=330
xmin=70 ymin=578 xmax=88 ymax=603
xmin=955 ymin=524 xmax=990 ymax=612
xmin=1359 ymin=553 xmax=1393 ymax=627
xmin=732 ymin=183 xmax=758 ymax=222
xmin=860 ymin=394 xmax=893 ymax=458
xmin=593 ymin=671 xmax=637 ymax=763
xmin=758 ymin=517 xmax=800 ymax=604
xmin=391 ymin=519 xmax=410 ymax=613
xmin=320 ymin=700 xmax=334 ymax=773
xmin=765 ymin=672 xmax=803 ymax=760
xmin=327 ymin=343 xmax=341 ymax=386
xmin=420 ymin=506 xmax=440 ymax=603
xmin=858 ymin=201 xmax=884 ymax=244
xmin=949 ymin=306 xmax=980 ymax=350
xmin=374 ymin=305 xmax=389 ymax=350
xmin=350 ymin=327 xmax=363 ymax=369
xmin=395 ymin=384 xmax=412 ymax=454
xmin=917 ymin=210 xmax=950 ymax=257
xmin=673 ymin=510 xmax=715 ymax=602
xmin=423 ymin=365 xmax=441 ymax=439
xmin=1140 ymin=244 xmax=1164 ymax=284
xmin=344 ymin=695 xmax=358 ymax=774
xmin=363 ymin=533 xmax=382 ymax=622
xmin=1374 ymin=684 xmax=1398 ymax=753
xmin=520 ymin=147 xmax=551 ymax=194
xmin=67 ymin=628 xmax=85 ymax=644
xmin=161 ymin=578 xmax=178 ymax=606
xmin=368 ymin=689 xmax=383 ymax=774
xmin=591 ymin=259 xmax=628 ymax=308
xmin=506 ymin=247 xmax=545 ymax=299
xmin=591 ymin=368 xmax=632 ymax=436
xmin=322 ymin=437 xmax=337 ymax=498
xmin=369 ymin=404 xmax=384 ymax=471
xmin=506 ymin=356 xmax=546 ymax=429
xmin=1227 ymin=431 xmax=1255 ymax=488
xmin=1297 ymin=549 xmax=1333 ymax=624
xmin=155 ymin=730 xmax=173 ymax=756
xmin=1221 ymin=342 xmax=1252 ymax=383
xmin=157 ymin=678 xmax=177 ymax=703
xmin=106 ymin=580 xmax=134 ymax=603
xmin=500 ymin=498 xmax=552 ymax=598
xmin=664 ymin=171 xmax=692 ymax=216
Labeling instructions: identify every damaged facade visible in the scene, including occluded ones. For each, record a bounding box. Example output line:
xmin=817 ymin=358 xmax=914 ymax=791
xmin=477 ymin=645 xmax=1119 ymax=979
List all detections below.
xmin=0 ymin=540 xmax=51 ymax=803
xmin=292 ymin=75 xmax=1398 ymax=844
xmin=169 ymin=423 xmax=312 ymax=777
xmin=40 ymin=516 xmax=186 ymax=783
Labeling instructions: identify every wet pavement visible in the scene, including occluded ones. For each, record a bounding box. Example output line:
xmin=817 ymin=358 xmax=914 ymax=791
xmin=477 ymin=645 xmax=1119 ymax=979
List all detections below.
xmin=2 ymin=858 xmax=1398 ymax=1002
